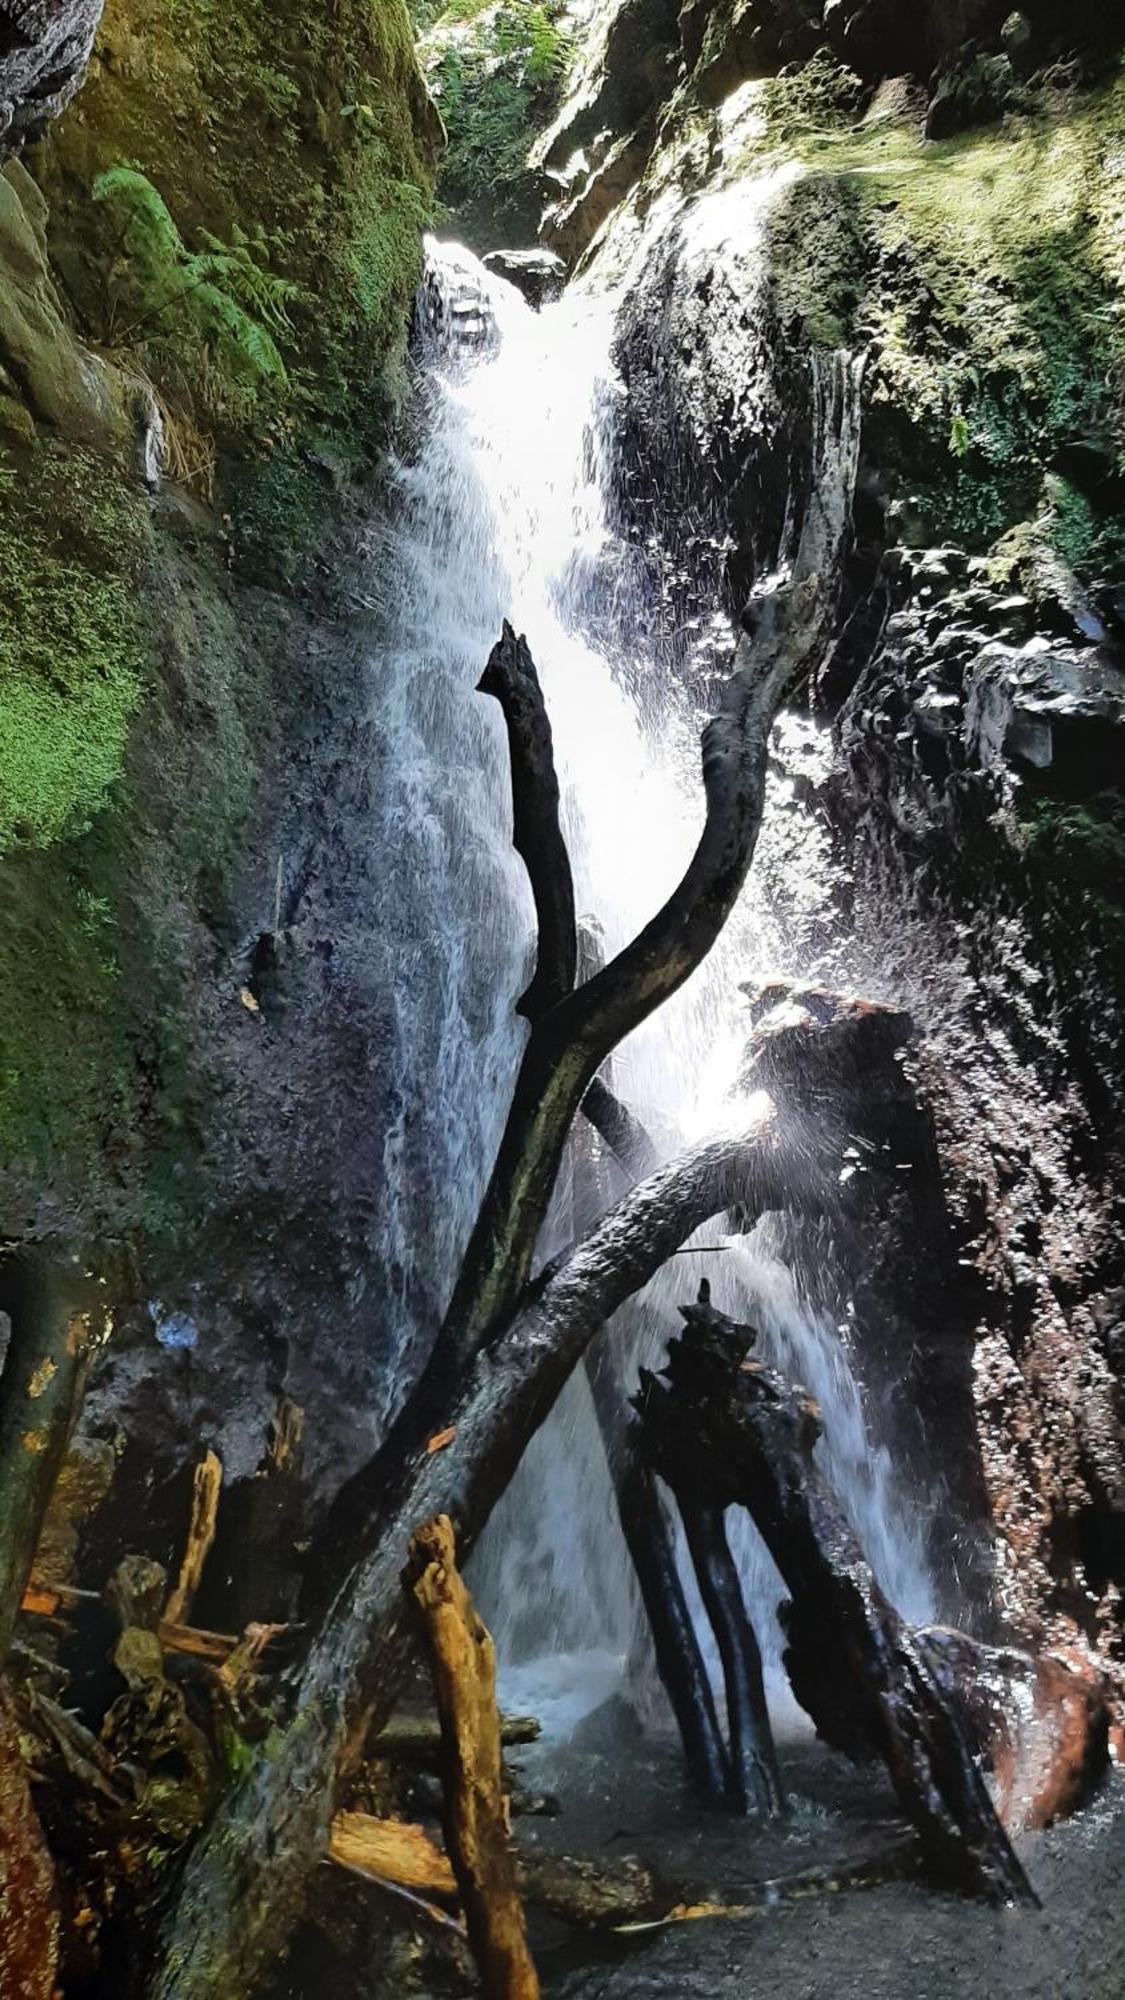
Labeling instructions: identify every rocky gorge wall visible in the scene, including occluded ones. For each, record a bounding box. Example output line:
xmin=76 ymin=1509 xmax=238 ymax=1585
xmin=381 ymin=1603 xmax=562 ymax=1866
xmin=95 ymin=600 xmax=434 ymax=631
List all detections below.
xmin=533 ymin=0 xmax=1125 ymax=1668
xmin=0 ymin=0 xmax=445 ymax=1543
xmin=1 ymin=0 xmax=1123 ymax=1689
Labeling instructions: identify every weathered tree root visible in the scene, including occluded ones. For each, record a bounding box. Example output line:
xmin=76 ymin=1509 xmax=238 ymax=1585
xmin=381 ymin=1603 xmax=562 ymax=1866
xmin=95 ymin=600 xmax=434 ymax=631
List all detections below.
xmin=149 ymin=1110 xmax=810 ymax=1998
xmin=633 ymin=1288 xmax=1038 ymax=1907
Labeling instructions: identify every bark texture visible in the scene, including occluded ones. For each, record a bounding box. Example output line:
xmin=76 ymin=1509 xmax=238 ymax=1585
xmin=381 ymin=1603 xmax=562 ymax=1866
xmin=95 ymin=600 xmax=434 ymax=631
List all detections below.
xmin=635 ymin=1288 xmax=1037 ymax=1906
xmin=406 ymin=1514 xmax=539 ymax=2000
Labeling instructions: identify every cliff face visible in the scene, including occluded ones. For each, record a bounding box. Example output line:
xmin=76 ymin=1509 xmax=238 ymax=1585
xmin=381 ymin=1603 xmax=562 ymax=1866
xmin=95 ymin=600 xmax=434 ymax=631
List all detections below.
xmin=0 ymin=2 xmax=441 ymax=1494
xmin=547 ymin=4 xmax=1125 ymax=1663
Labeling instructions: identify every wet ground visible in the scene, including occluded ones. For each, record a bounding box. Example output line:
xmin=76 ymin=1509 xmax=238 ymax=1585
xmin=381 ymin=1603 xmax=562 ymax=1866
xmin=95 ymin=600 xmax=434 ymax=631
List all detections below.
xmin=506 ymin=1690 xmax=1125 ymax=2000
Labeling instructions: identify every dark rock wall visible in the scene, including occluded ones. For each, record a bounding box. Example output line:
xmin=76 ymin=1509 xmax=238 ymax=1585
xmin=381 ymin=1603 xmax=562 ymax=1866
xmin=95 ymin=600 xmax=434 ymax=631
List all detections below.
xmin=0 ymin=1 xmax=103 ymax=154
xmin=0 ymin=3 xmax=439 ymax=1534
xmin=569 ymin=3 xmax=1125 ymax=1663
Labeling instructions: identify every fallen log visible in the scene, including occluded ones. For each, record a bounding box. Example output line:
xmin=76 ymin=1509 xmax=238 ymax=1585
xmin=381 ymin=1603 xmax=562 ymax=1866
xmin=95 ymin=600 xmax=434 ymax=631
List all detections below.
xmin=328 ymin=1810 xmax=664 ymax=1930
xmin=150 ymin=1106 xmax=811 ymax=1999
xmin=406 ymin=1515 xmax=539 ymax=2000
xmin=633 ymin=1286 xmax=1037 ymax=1907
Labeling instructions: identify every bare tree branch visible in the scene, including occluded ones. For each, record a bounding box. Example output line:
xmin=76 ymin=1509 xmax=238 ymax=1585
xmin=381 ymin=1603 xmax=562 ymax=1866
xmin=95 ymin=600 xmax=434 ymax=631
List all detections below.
xmin=439 ymin=581 xmax=825 ymax=1367
xmin=479 ymin=621 xmax=576 ymax=1024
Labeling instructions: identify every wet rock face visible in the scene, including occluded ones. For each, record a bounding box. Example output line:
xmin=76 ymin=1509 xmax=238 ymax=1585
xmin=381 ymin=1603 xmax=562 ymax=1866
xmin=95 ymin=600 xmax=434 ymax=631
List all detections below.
xmin=482 ymin=246 xmax=566 ymax=309
xmin=0 ymin=0 xmax=102 ymax=155
xmin=833 ymin=556 xmax=1125 ymax=1656
xmin=609 ymin=230 xmax=810 ymax=681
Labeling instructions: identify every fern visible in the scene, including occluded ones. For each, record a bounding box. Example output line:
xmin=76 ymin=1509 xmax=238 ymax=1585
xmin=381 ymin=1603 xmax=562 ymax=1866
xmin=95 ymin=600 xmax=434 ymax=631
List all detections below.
xmin=92 ymin=164 xmax=296 ymax=412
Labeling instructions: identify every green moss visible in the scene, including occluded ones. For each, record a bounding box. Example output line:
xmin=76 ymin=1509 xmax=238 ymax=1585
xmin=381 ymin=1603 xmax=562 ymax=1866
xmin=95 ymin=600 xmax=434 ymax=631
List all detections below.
xmin=763 ymin=50 xmax=867 ymax=145
xmin=0 ymin=441 xmax=147 ymax=851
xmin=39 ymin=0 xmax=437 ymax=461
xmin=745 ymin=62 xmax=1125 ymax=565
xmin=0 ymin=0 xmax=439 ymax=1243
xmin=762 ymin=171 xmax=865 ymax=348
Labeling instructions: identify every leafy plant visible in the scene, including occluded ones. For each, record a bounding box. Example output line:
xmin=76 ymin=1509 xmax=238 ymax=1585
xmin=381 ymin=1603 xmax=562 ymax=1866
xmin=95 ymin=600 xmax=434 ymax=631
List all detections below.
xmin=423 ymin=0 xmax=572 ymax=241
xmin=92 ymin=166 xmax=300 ymax=419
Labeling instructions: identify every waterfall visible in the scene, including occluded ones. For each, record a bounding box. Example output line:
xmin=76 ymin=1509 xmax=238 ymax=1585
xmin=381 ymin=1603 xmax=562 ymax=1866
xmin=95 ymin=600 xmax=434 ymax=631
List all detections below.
xmin=371 ymin=235 xmax=933 ymax=1729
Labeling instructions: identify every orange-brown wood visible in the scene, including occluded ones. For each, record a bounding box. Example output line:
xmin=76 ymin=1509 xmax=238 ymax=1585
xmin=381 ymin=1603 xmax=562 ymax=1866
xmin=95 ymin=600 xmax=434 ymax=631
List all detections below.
xmin=329 ymin=1812 xmax=457 ymax=1896
xmin=407 ymin=1515 xmax=539 ymax=2000
xmin=164 ymin=1449 xmax=223 ymax=1625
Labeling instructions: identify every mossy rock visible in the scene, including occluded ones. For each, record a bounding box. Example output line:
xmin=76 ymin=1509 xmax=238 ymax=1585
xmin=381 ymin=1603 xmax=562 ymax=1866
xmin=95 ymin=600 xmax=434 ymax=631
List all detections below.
xmin=36 ymin=0 xmax=439 ymax=462
xmin=753 ymin=62 xmax=1125 ymax=571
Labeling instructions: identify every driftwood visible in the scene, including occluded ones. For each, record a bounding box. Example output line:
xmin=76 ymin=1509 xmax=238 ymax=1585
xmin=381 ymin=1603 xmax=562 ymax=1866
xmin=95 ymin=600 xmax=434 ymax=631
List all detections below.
xmin=634 ymin=1288 xmax=1037 ymax=1907
xmin=148 ymin=557 xmax=835 ymax=1999
xmin=434 ymin=585 xmax=821 ymax=1372
xmin=329 ymin=1810 xmax=664 ymax=1931
xmin=164 ymin=1450 xmax=223 ymax=1626
xmin=406 ymin=1515 xmax=539 ymax=2000
xmin=479 ymin=623 xmax=577 ymax=1026
xmin=19 ymin=1578 xmax=285 ymax=1667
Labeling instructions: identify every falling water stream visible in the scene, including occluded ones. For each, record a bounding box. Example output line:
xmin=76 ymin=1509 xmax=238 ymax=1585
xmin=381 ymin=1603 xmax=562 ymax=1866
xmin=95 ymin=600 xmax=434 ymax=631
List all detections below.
xmin=370 ymin=236 xmax=933 ymax=1739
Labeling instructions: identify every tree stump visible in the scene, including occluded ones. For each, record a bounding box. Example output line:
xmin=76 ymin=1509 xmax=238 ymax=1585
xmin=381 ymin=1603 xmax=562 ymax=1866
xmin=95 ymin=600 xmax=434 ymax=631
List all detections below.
xmin=634 ymin=1285 xmax=1038 ymax=1906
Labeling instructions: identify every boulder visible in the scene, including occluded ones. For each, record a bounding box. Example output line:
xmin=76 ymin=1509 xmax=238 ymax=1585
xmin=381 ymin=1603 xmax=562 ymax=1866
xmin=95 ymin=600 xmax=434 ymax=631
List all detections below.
xmin=0 ymin=157 xmax=144 ymax=454
xmin=0 ymin=0 xmax=102 ymax=156
xmin=964 ymin=640 xmax=1125 ymax=785
xmin=482 ymin=246 xmax=567 ymax=308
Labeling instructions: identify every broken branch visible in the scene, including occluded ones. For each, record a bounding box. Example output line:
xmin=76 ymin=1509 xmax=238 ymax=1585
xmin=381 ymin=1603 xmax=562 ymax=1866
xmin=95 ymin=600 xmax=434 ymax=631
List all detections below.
xmin=406 ymin=1515 xmax=539 ymax=2000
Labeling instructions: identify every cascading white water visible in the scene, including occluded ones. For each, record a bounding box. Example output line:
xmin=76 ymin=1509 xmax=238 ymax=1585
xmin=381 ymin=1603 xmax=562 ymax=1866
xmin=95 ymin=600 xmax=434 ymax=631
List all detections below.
xmin=372 ymin=235 xmax=933 ymax=1726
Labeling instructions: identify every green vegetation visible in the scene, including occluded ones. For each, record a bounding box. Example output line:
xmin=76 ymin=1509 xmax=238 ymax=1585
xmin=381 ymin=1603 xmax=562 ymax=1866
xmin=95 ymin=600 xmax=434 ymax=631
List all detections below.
xmin=751 ymin=63 xmax=1125 ymax=570
xmin=0 ymin=0 xmax=438 ymax=1241
xmin=92 ymin=166 xmax=294 ymax=425
xmin=40 ymin=0 xmax=437 ymax=465
xmin=420 ymin=0 xmax=571 ymax=243
xmin=0 ymin=441 xmax=147 ymax=852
